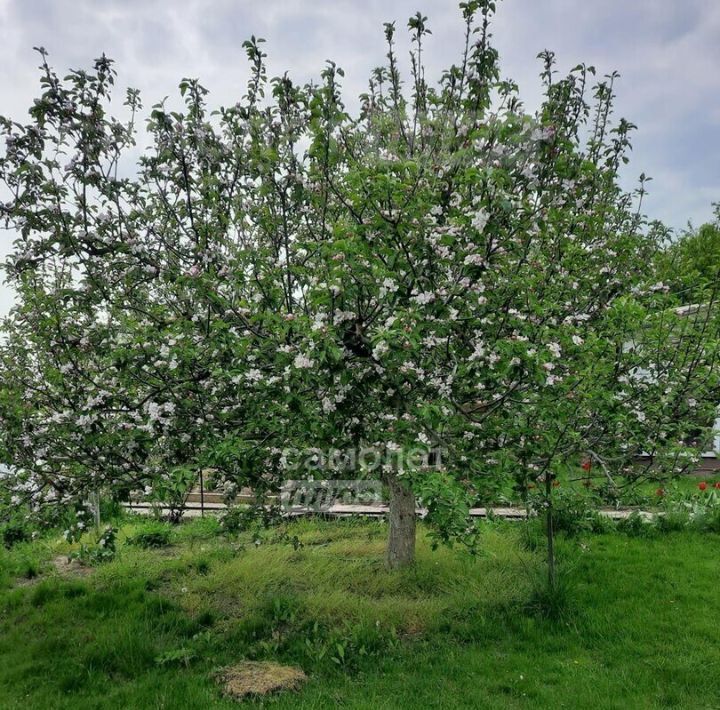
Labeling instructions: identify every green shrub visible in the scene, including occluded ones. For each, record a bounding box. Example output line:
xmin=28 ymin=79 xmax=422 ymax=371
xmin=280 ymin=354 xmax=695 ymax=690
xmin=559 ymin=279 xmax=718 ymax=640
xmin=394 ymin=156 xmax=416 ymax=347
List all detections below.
xmin=529 ymin=487 xmax=602 ymax=537
xmin=219 ymin=507 xmax=253 ymax=534
xmin=692 ymin=507 xmax=720 ymax=533
xmin=145 ymin=466 xmax=198 ymax=523
xmin=658 ymin=486 xmax=720 ymax=533
xmin=72 ymin=526 xmax=118 ymax=565
xmin=617 ymin=512 xmax=653 ymax=537
xmin=1 ymin=521 xmax=31 ymax=548
xmin=655 ymin=510 xmax=689 ymax=534
xmin=127 ymin=522 xmax=173 ymax=549
xmin=99 ymin=497 xmax=125 ymax=521
xmin=588 ymin=513 xmax=613 ymax=534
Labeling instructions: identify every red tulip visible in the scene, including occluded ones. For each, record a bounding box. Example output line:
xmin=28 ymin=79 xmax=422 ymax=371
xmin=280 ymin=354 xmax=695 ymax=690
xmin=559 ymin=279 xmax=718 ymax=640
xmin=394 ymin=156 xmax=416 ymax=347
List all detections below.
xmin=581 ymin=459 xmax=592 ymax=472
xmin=699 ymin=482 xmax=708 ymax=491
xmin=714 ymin=482 xmax=720 ymax=490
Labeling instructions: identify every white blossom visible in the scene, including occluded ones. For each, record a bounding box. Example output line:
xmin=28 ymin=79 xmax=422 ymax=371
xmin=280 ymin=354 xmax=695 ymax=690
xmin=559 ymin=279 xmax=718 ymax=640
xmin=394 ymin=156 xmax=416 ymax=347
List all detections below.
xmin=293 ymin=353 xmax=314 ymax=369
xmin=411 ymin=291 xmax=435 ymax=305
xmin=464 ymin=253 xmax=485 ymax=267
xmin=373 ymin=341 xmax=389 ymax=359
xmin=472 ymin=210 xmax=489 ymax=232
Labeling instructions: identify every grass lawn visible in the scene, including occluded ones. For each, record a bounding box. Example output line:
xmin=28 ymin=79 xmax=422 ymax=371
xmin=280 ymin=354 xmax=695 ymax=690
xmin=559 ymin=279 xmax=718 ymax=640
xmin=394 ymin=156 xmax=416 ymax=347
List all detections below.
xmin=1 ymin=516 xmax=719 ymax=708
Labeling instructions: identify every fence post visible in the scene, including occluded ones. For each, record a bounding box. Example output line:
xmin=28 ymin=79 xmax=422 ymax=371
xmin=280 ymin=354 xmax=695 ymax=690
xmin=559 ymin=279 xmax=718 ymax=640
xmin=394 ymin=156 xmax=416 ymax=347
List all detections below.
xmin=200 ymin=469 xmax=205 ymax=517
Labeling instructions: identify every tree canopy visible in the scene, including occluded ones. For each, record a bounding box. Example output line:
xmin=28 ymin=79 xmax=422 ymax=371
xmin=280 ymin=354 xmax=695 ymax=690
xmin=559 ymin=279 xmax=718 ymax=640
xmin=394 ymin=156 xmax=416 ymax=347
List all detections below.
xmin=657 ymin=206 xmax=720 ymax=306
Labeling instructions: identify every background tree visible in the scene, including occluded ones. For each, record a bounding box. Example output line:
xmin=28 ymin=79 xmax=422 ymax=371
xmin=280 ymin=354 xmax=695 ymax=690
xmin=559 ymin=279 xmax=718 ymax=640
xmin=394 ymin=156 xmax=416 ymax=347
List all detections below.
xmin=656 ymin=206 xmax=720 ymax=306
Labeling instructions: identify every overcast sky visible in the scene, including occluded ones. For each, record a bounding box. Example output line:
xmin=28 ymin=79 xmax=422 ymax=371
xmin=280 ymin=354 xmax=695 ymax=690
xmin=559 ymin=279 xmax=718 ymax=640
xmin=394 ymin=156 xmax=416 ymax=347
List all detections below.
xmin=1 ymin=0 xmax=719 ymax=315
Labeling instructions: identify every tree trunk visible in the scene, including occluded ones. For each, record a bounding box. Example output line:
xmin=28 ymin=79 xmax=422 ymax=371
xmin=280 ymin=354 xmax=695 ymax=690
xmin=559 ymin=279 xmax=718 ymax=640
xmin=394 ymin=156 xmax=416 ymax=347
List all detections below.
xmin=386 ymin=474 xmax=416 ymax=569
xmin=545 ymin=474 xmax=556 ymax=590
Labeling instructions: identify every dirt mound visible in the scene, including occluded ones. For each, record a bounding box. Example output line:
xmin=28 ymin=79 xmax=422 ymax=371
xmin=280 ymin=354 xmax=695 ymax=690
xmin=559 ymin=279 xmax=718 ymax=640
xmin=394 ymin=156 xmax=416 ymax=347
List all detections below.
xmin=218 ymin=661 xmax=306 ymax=699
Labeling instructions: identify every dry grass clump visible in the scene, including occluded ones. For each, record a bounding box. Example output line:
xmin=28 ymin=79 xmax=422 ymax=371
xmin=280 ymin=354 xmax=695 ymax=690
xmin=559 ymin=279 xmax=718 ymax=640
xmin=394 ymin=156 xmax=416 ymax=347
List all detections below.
xmin=218 ymin=661 xmax=307 ymax=699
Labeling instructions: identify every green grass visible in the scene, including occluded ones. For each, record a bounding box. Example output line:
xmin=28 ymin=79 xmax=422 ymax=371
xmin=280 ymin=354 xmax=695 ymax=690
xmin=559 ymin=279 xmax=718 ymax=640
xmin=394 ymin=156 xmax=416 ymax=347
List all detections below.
xmin=1 ymin=516 xmax=720 ymax=708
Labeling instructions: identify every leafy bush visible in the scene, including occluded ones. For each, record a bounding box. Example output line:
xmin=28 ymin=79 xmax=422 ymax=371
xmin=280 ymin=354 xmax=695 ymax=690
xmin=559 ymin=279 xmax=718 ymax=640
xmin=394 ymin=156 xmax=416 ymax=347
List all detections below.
xmin=414 ymin=470 xmax=481 ymax=550
xmin=657 ymin=485 xmax=720 ymax=533
xmin=127 ymin=521 xmax=173 ymax=549
xmin=219 ymin=507 xmax=256 ymax=534
xmin=655 ymin=510 xmax=690 ymax=534
xmin=71 ymin=526 xmax=118 ymax=565
xmin=99 ymin=497 xmax=125 ymax=521
xmin=146 ymin=466 xmax=199 ymax=523
xmin=528 ymin=488 xmax=603 ymax=537
xmin=695 ymin=507 xmax=720 ymax=533
xmin=552 ymin=489 xmax=601 ymax=536
xmin=617 ymin=512 xmax=653 ymax=537
xmin=219 ymin=505 xmax=279 ymax=536
xmin=588 ymin=513 xmax=614 ymax=534
xmin=1 ymin=521 xmax=31 ymax=548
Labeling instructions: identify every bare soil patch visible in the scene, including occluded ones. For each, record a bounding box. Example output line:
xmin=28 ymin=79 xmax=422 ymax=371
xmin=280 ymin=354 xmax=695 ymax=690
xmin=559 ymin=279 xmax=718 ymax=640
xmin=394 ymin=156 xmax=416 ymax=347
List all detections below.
xmin=51 ymin=555 xmax=93 ymax=578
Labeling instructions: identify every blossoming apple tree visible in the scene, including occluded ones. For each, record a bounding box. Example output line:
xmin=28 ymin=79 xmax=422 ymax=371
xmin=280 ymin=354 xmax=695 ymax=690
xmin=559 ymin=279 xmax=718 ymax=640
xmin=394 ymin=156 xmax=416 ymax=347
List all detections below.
xmin=1 ymin=2 xmax=717 ymax=571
